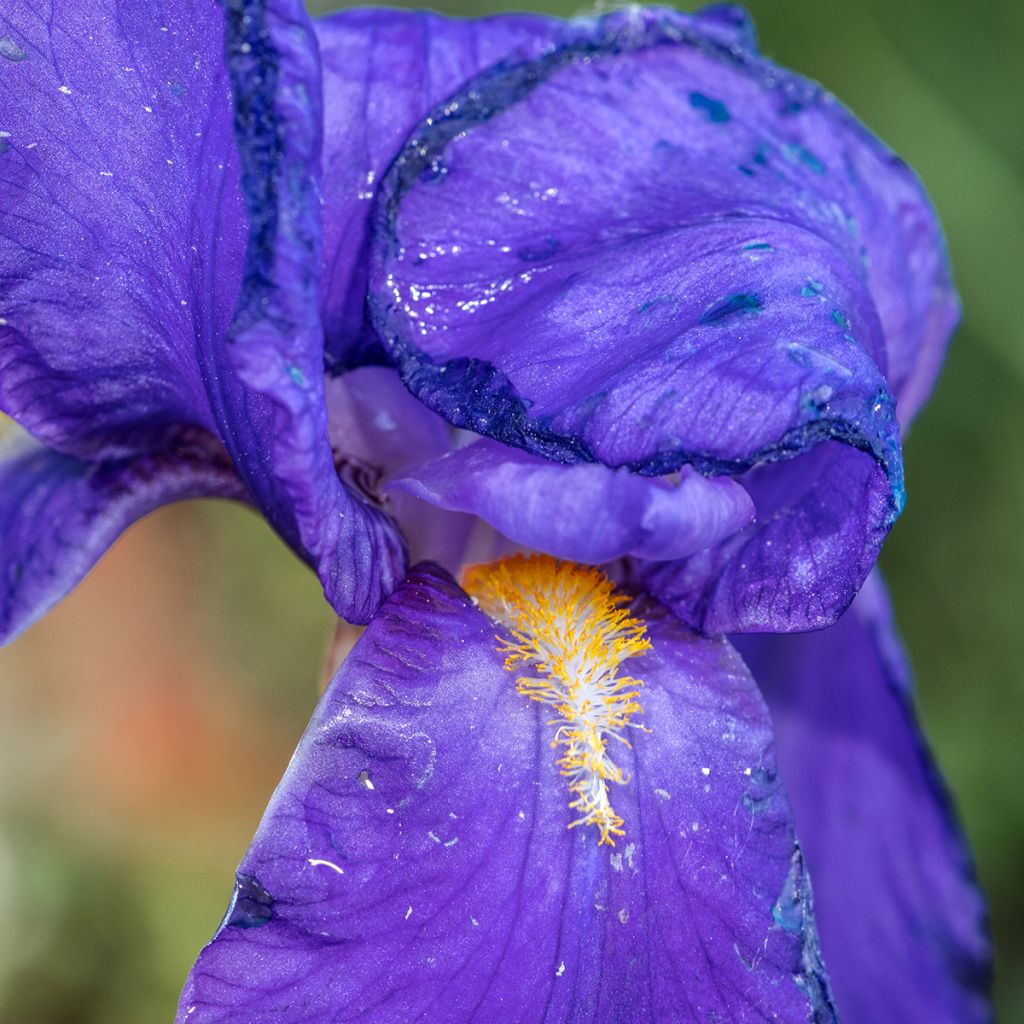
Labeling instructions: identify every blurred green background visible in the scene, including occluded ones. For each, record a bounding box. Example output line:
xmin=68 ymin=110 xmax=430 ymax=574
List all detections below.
xmin=1 ymin=0 xmax=1021 ymax=1020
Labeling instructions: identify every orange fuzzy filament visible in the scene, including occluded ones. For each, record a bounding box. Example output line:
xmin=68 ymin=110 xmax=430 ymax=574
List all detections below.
xmin=463 ymin=554 xmax=651 ymax=846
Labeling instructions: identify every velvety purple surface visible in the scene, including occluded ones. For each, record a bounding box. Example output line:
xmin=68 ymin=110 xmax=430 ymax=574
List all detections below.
xmin=0 ymin=0 xmax=406 ymax=624
xmin=0 ymin=430 xmax=247 ymax=644
xmin=368 ymin=7 xmax=954 ymax=443
xmin=737 ymin=574 xmax=992 ymax=1023
xmin=393 ymin=437 xmax=754 ymax=564
xmin=182 ymin=0 xmax=406 ymax=622
xmin=178 ymin=565 xmax=836 ymax=1023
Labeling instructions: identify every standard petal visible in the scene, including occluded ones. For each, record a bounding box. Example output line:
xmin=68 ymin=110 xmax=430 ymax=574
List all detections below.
xmin=178 ymin=565 xmax=836 ymax=1023
xmin=221 ymin=0 xmax=406 ymax=621
xmin=369 ymin=6 xmax=953 ymax=439
xmin=364 ymin=6 xmax=957 ymax=629
xmin=316 ymin=7 xmax=563 ymax=370
xmin=392 ymin=437 xmax=754 ymax=563
xmin=315 ymin=3 xmax=777 ymax=370
xmin=0 ymin=430 xmax=247 ymax=645
xmin=0 ymin=0 xmax=407 ymax=621
xmin=736 ymin=573 xmax=992 ymax=1023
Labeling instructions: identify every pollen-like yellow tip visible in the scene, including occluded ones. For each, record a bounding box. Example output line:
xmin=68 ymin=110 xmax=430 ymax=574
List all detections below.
xmin=462 ymin=554 xmax=651 ymax=847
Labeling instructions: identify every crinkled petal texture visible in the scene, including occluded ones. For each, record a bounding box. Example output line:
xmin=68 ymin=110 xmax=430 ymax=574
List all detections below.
xmin=0 ymin=431 xmax=247 ymax=644
xmin=0 ymin=0 xmax=404 ymax=622
xmin=392 ymin=437 xmax=754 ymax=564
xmin=178 ymin=565 xmax=837 ymax=1023
xmin=368 ymin=6 xmax=956 ymax=631
xmin=737 ymin=573 xmax=992 ymax=1023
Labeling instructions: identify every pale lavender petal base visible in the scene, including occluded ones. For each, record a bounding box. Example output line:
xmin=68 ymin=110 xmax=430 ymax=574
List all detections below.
xmin=178 ymin=565 xmax=836 ymax=1023
xmin=393 ymin=437 xmax=754 ymax=564
xmin=737 ymin=573 xmax=992 ymax=1022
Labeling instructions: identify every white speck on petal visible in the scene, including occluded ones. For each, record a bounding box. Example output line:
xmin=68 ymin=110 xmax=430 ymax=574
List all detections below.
xmin=556 ymin=962 xmax=566 ymax=978
xmin=405 ymin=905 xmax=413 ymax=920
xmin=59 ymin=85 xmax=72 ymax=95
xmin=306 ymin=858 xmax=344 ymax=875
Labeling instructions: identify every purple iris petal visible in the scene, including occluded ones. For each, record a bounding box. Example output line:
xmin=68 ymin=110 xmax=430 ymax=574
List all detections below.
xmin=325 ymin=366 xmax=480 ymax=568
xmin=316 ymin=7 xmax=563 ymax=371
xmin=392 ymin=437 xmax=754 ymax=564
xmin=177 ymin=565 xmax=836 ymax=1022
xmin=0 ymin=429 xmax=247 ymax=644
xmin=638 ymin=441 xmax=891 ymax=632
xmin=736 ymin=573 xmax=992 ymax=1022
xmin=369 ymin=6 xmax=953 ymax=432
xmin=0 ymin=0 xmax=251 ymax=458
xmin=0 ymin=0 xmax=405 ymax=622
xmin=364 ymin=5 xmax=956 ymax=630
xmin=316 ymin=3 xmax=782 ymax=371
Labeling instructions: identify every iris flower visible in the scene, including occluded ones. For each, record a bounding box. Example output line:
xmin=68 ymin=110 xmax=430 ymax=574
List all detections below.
xmin=0 ymin=0 xmax=991 ymax=1021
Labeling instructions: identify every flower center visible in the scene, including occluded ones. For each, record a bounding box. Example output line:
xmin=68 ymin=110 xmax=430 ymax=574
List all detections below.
xmin=462 ymin=554 xmax=651 ymax=846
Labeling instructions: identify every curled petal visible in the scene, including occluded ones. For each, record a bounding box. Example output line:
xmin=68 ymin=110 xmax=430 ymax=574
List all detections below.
xmin=178 ymin=565 xmax=836 ymax=1023
xmin=316 ymin=3 xmax=781 ymax=370
xmin=392 ymin=437 xmax=754 ymax=563
xmin=0 ymin=430 xmax=247 ymax=645
xmin=367 ymin=6 xmax=956 ymax=629
xmin=737 ymin=573 xmax=992 ymax=1022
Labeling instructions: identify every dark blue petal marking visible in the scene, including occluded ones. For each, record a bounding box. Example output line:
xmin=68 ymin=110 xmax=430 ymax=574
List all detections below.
xmin=689 ymin=90 xmax=730 ymax=122
xmin=700 ymin=291 xmax=762 ymax=324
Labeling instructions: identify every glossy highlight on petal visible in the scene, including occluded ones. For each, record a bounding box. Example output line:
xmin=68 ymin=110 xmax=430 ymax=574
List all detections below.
xmin=316 ymin=7 xmax=565 ymax=369
xmin=464 ymin=555 xmax=651 ymax=845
